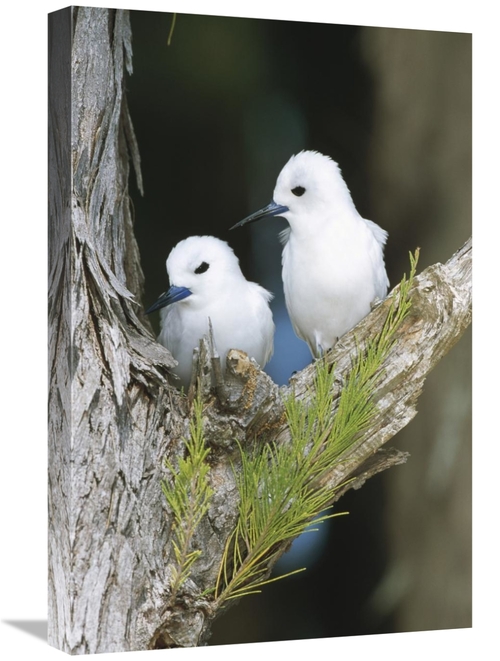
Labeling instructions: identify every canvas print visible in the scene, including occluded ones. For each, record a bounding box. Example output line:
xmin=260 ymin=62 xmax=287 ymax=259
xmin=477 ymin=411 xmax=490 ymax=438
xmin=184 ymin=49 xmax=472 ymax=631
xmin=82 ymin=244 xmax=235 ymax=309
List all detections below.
xmin=48 ymin=6 xmax=472 ymax=654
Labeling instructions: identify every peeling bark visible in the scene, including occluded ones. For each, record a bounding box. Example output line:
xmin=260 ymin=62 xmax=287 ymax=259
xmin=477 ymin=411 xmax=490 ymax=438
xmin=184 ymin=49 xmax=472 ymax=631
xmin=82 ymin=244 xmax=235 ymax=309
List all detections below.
xmin=48 ymin=7 xmax=472 ymax=654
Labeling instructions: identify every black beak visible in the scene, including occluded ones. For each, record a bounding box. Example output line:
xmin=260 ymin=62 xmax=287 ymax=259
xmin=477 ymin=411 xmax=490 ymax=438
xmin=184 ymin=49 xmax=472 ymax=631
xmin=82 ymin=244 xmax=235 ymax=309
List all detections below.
xmin=145 ymin=285 xmax=192 ymax=315
xmin=230 ymin=200 xmax=289 ymax=230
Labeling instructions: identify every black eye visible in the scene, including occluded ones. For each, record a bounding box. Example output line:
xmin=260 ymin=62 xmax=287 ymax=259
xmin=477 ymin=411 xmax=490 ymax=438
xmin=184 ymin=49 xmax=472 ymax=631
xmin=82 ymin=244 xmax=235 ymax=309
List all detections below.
xmin=292 ymin=186 xmax=305 ymax=197
xmin=195 ymin=261 xmax=210 ymax=274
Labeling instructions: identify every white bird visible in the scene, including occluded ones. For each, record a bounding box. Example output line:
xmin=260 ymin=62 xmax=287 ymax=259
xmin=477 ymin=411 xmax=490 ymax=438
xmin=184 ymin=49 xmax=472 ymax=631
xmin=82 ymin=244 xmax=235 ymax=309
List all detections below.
xmin=146 ymin=235 xmax=275 ymax=389
xmin=231 ymin=150 xmax=389 ymax=358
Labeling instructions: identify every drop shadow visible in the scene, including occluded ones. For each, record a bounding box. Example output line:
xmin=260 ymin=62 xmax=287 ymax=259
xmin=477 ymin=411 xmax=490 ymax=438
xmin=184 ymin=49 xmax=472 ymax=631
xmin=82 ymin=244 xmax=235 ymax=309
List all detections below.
xmin=3 ymin=620 xmax=47 ymax=641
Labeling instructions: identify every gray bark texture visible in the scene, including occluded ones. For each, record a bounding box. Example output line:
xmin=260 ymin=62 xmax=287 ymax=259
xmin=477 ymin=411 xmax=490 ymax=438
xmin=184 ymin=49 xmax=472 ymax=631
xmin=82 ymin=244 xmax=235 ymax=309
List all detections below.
xmin=48 ymin=7 xmax=472 ymax=654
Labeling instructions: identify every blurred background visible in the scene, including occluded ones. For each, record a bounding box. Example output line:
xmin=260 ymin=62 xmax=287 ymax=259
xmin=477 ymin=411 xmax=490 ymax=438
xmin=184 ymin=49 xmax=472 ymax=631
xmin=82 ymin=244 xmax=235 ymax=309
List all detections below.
xmin=126 ymin=11 xmax=471 ymax=646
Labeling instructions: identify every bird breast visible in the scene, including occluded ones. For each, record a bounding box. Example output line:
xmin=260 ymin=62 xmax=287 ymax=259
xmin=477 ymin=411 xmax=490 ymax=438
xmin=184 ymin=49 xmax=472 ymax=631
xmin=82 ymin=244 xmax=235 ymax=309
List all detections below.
xmin=281 ymin=223 xmax=382 ymax=352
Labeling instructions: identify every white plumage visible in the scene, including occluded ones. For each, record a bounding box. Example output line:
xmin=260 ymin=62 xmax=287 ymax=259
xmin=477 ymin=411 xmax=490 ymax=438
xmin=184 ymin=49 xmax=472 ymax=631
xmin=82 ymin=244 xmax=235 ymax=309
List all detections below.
xmin=232 ymin=150 xmax=389 ymax=358
xmin=146 ymin=235 xmax=274 ymax=388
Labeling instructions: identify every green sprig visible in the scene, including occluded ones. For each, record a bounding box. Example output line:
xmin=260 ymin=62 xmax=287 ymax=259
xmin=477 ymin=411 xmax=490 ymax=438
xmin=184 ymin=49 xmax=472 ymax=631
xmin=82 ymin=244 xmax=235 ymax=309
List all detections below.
xmin=162 ymin=396 xmax=213 ymax=600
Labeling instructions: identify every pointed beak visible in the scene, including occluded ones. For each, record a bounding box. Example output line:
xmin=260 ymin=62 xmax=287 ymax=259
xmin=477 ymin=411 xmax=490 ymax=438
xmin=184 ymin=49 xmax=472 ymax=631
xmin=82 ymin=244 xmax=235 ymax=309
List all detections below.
xmin=145 ymin=285 xmax=192 ymax=314
xmin=230 ymin=200 xmax=289 ymax=230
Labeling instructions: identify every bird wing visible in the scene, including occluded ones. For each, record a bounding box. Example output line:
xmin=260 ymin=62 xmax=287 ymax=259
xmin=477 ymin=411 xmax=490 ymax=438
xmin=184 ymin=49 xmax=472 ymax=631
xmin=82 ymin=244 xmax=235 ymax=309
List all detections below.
xmin=158 ymin=305 xmax=184 ymax=359
xmin=250 ymin=283 xmax=275 ymax=366
xmin=279 ymin=227 xmax=291 ymax=247
xmin=364 ymin=218 xmax=390 ymax=298
xmin=364 ymin=218 xmax=388 ymax=249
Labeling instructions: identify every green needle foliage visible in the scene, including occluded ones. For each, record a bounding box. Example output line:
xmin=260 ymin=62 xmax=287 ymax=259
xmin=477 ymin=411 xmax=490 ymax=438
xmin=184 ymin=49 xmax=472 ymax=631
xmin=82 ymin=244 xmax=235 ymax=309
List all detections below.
xmin=214 ymin=250 xmax=419 ymax=605
xmin=162 ymin=396 xmax=214 ymax=601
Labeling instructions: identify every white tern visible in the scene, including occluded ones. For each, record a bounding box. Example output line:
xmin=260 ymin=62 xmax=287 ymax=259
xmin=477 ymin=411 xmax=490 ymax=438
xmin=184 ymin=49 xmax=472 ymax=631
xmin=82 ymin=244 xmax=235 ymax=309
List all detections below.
xmin=146 ymin=235 xmax=275 ymax=388
xmin=231 ymin=150 xmax=389 ymax=358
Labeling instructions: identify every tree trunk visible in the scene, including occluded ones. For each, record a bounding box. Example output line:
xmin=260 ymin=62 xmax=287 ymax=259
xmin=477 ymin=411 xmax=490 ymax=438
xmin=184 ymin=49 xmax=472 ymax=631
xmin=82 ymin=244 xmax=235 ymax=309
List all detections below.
xmin=48 ymin=7 xmax=472 ymax=654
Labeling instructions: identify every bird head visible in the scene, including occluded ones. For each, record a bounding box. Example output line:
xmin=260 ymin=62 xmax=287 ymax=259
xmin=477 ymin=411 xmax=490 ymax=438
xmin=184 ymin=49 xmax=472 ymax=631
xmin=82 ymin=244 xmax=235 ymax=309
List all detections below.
xmin=146 ymin=235 xmax=242 ymax=314
xmin=231 ymin=150 xmax=355 ymax=235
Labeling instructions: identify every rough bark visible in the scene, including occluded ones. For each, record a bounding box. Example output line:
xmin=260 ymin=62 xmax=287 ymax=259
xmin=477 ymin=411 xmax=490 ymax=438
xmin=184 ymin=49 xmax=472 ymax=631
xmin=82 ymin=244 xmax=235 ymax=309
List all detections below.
xmin=48 ymin=7 xmax=472 ymax=654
